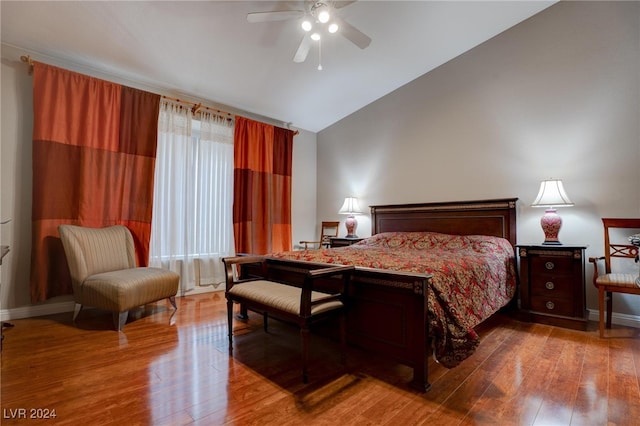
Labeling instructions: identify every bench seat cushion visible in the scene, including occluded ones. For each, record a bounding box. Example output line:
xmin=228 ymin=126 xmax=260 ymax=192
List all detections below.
xmin=82 ymin=267 xmax=179 ymax=312
xmin=228 ymin=280 xmax=343 ymax=315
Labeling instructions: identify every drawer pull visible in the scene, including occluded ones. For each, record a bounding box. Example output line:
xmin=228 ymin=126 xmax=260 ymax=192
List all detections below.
xmin=545 ymin=281 xmax=555 ymax=290
xmin=546 ymin=301 xmax=555 ymax=310
xmin=545 ymin=261 xmax=555 ymax=270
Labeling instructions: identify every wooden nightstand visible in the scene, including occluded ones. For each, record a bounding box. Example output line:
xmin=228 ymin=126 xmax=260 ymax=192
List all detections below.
xmin=517 ymin=244 xmax=588 ymax=330
xmin=329 ymin=237 xmax=364 ymax=248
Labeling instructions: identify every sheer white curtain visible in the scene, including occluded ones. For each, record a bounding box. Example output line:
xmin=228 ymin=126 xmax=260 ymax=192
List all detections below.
xmin=149 ymin=101 xmax=235 ymax=295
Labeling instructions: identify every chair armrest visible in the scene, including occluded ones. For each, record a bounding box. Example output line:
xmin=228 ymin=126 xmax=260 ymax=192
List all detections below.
xmin=223 ymin=255 xmax=265 ymax=266
xmin=300 ymin=266 xmax=355 ymax=315
xmin=309 ymin=293 xmax=343 ymax=306
xmin=587 ymin=256 xmax=605 ymax=287
xmin=299 ymin=240 xmax=320 ymax=250
xmin=222 ymin=256 xmax=266 ymax=290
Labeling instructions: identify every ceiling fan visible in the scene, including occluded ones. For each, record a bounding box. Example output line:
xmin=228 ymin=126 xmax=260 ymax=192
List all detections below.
xmin=247 ymin=1 xmax=372 ymax=66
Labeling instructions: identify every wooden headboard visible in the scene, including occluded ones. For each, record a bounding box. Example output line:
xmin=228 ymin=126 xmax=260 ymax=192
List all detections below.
xmin=370 ymin=198 xmax=518 ymax=248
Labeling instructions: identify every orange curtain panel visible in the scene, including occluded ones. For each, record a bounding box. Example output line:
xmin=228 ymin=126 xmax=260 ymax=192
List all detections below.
xmin=233 ymin=117 xmax=294 ymax=254
xmin=30 ymin=62 xmax=160 ymax=302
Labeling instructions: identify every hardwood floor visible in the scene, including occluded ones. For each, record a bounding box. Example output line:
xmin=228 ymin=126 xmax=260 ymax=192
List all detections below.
xmin=2 ymin=292 xmax=639 ymax=425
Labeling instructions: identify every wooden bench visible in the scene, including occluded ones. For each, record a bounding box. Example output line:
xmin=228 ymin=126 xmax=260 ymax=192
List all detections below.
xmin=222 ymin=256 xmax=354 ymax=383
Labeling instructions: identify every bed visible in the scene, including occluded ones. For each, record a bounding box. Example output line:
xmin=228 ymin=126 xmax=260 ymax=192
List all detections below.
xmin=264 ymin=198 xmax=518 ymax=391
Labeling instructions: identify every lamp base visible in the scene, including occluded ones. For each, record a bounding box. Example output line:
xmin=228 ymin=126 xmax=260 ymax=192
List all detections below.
xmin=540 ymin=208 xmax=562 ymax=245
xmin=344 ymin=215 xmax=358 ymax=239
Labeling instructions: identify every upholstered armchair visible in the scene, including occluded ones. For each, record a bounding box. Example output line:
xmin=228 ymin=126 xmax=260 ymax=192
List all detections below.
xmin=58 ymin=225 xmax=179 ymax=331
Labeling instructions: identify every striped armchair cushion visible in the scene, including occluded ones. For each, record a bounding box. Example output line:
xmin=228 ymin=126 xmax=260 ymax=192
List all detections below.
xmin=83 ymin=267 xmax=180 ymax=312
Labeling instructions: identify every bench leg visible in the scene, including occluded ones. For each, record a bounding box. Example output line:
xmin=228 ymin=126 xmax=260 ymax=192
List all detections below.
xmin=237 ymin=303 xmax=249 ymax=320
xmin=340 ymin=313 xmax=347 ymax=366
xmin=227 ymin=298 xmax=234 ymax=352
xmin=301 ymin=325 xmax=310 ymax=383
xmin=263 ymin=312 xmax=269 ymax=332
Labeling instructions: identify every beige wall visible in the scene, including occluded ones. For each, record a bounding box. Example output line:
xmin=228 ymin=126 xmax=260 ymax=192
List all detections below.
xmin=316 ymin=2 xmax=640 ymax=319
xmin=291 ymin=128 xmax=318 ymax=250
xmin=0 ymin=44 xmax=317 ymax=319
xmin=1 ymin=49 xmax=36 ymax=314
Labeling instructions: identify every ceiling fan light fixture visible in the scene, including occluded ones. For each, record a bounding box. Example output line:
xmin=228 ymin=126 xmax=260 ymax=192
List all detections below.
xmin=312 ymin=2 xmax=331 ymax=24
xmin=247 ymin=0 xmax=371 ymax=67
xmin=318 ymin=9 xmax=330 ymax=23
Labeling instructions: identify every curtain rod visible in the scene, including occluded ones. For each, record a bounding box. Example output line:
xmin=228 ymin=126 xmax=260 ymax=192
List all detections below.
xmin=20 ymin=54 xmax=299 ymax=136
xmin=20 ymin=54 xmax=34 ymax=74
xmin=162 ymin=95 xmax=234 ymax=121
xmin=162 ymin=96 xmax=298 ymax=135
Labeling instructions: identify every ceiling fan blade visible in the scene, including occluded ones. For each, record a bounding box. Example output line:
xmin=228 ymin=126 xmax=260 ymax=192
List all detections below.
xmin=293 ymin=34 xmax=312 ymax=63
xmin=335 ymin=17 xmax=371 ymax=49
xmin=247 ymin=10 xmax=305 ymax=23
xmin=333 ymin=1 xmax=357 ymax=9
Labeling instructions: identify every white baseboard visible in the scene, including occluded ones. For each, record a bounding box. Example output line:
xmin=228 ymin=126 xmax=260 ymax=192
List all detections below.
xmin=1 ymin=287 xmax=224 ymax=322
xmin=1 ymin=300 xmax=77 ymax=322
xmin=587 ymin=309 xmax=640 ymax=329
xmin=182 ymin=283 xmax=225 ymax=296
xmin=3 ymin=299 xmax=640 ymax=329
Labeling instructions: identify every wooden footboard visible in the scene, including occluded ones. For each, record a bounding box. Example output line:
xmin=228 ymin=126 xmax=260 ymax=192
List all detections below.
xmin=346 ymin=267 xmax=432 ymax=392
xmin=242 ymin=258 xmax=433 ymax=391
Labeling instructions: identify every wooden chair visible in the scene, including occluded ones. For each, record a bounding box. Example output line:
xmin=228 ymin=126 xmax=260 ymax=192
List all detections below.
xmin=588 ymin=218 xmax=640 ymax=337
xmin=222 ymin=255 xmax=353 ymax=383
xmin=299 ymin=221 xmax=340 ymax=250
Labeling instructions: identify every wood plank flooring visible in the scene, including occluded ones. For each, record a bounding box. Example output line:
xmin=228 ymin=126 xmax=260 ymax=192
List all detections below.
xmin=1 ymin=292 xmax=639 ymax=425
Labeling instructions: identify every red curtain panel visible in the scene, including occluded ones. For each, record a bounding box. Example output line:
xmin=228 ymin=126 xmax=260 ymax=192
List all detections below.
xmin=30 ymin=62 xmax=160 ymax=302
xmin=233 ymin=117 xmax=293 ymax=254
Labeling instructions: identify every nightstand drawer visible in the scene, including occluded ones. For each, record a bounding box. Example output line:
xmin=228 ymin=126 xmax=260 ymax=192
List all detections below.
xmin=530 ymin=275 xmax=574 ymax=299
xmin=530 ymin=296 xmax=574 ymax=317
xmin=530 ymin=256 xmax=574 ymax=275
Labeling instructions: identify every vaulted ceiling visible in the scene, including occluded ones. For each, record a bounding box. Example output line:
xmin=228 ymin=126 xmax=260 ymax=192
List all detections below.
xmin=1 ymin=1 xmax=554 ymax=132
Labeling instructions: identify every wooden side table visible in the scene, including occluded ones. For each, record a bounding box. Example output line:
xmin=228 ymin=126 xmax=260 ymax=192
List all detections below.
xmin=517 ymin=244 xmax=588 ymax=330
xmin=329 ymin=237 xmax=364 ymax=248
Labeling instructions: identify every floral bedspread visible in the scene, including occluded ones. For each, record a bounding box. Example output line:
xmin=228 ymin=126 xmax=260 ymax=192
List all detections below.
xmin=270 ymin=231 xmax=517 ymax=368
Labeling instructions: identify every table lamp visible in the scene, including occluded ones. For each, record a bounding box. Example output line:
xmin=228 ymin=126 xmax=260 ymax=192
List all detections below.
xmin=531 ymin=179 xmax=574 ymax=245
xmin=338 ymin=197 xmax=362 ymax=238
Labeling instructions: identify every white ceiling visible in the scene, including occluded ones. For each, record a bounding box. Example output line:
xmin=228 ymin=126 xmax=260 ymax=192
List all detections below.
xmin=1 ymin=1 xmax=554 ymax=132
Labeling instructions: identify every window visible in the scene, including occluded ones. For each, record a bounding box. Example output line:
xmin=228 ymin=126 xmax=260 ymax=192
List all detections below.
xmin=149 ymin=101 xmax=235 ymax=295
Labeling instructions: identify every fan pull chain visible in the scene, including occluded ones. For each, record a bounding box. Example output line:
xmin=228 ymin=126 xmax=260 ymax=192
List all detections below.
xmin=317 ymin=39 xmax=323 ymax=71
